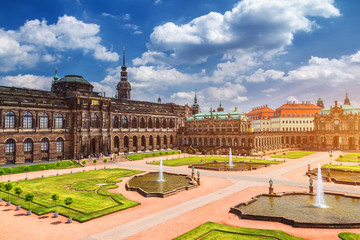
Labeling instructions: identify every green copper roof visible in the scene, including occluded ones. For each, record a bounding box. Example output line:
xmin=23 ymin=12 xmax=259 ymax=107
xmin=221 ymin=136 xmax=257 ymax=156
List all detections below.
xmin=57 ymin=75 xmax=91 ymax=85
xmin=319 ymin=104 xmax=360 ymax=115
xmin=187 ymin=110 xmax=246 ymax=121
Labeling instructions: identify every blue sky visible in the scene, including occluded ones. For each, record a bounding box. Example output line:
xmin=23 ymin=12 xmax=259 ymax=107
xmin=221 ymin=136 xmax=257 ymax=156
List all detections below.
xmin=0 ymin=0 xmax=360 ymax=112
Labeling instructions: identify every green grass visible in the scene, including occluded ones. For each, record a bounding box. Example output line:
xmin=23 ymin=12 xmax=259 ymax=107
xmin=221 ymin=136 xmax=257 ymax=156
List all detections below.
xmin=174 ymin=222 xmax=306 ymax=240
xmin=271 ymin=151 xmax=314 ymax=159
xmin=147 ymin=156 xmax=282 ymax=167
xmin=322 ymin=164 xmax=360 ymax=172
xmin=125 ymin=150 xmax=181 ymax=160
xmin=0 ymin=160 xmax=81 ymax=175
xmin=339 ymin=232 xmax=360 ymax=240
xmin=0 ymin=168 xmax=142 ymax=222
xmin=336 ymin=154 xmax=360 ymax=163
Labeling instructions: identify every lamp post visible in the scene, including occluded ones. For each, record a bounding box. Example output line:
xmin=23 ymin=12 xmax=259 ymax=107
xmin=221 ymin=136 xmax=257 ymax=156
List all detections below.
xmin=309 ymin=177 xmax=314 ymax=194
xmin=327 ymin=168 xmax=331 ymax=182
xmin=329 ymin=154 xmax=333 ymax=165
xmin=307 ymin=163 xmax=311 ymax=176
xmin=196 ymin=171 xmax=201 ymax=185
xmin=191 ymin=165 xmax=195 ymax=179
xmin=268 ymin=178 xmax=274 ymax=194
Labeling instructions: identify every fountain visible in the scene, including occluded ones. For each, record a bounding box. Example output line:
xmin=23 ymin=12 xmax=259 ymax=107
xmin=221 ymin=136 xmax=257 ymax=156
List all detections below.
xmin=228 ymin=148 xmax=234 ymax=167
xmin=157 ymin=157 xmax=165 ymax=182
xmin=314 ymin=163 xmax=328 ymax=208
xmin=127 ymin=157 xmax=198 ymax=197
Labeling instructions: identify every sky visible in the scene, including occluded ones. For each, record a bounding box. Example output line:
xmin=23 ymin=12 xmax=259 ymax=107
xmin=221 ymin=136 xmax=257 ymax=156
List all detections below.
xmin=0 ymin=0 xmax=360 ymax=113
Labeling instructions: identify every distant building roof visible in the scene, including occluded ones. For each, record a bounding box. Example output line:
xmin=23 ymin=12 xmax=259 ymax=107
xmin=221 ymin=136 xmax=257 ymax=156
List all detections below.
xmin=187 ymin=110 xmax=246 ymax=122
xmin=246 ymin=105 xmax=274 ymax=120
xmin=57 ymin=75 xmax=92 ymax=85
xmin=320 ymin=104 xmax=360 ymax=115
xmin=274 ymin=101 xmax=321 ymax=116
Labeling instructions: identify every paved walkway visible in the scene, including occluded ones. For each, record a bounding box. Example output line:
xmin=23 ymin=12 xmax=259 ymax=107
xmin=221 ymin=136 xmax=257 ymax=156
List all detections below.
xmin=2 ymin=151 xmax=360 ymax=240
xmin=84 ymin=151 xmax=360 ymax=239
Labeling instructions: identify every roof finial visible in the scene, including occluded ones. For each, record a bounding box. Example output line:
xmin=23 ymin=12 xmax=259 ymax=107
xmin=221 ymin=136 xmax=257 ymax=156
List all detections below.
xmin=53 ymin=67 xmax=59 ymax=81
xmin=194 ymin=89 xmax=197 ymax=103
xmin=123 ymin=46 xmax=126 ymax=66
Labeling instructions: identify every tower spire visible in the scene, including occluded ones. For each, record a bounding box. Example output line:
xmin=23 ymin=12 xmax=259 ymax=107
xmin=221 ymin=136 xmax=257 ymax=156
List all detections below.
xmin=194 ymin=89 xmax=197 ymax=103
xmin=123 ymin=46 xmax=126 ymax=66
xmin=344 ymin=91 xmax=351 ymax=105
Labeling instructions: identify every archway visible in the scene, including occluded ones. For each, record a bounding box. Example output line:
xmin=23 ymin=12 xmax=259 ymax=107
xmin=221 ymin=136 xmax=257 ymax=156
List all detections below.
xmin=332 ymin=136 xmax=339 ymax=149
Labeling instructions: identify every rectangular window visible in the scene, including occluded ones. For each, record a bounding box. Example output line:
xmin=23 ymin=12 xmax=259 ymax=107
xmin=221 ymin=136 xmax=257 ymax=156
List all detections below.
xmin=5 ymin=143 xmax=15 ymax=153
xmin=56 ymin=141 xmax=64 ymax=152
xmin=24 ymin=143 xmax=32 ymax=152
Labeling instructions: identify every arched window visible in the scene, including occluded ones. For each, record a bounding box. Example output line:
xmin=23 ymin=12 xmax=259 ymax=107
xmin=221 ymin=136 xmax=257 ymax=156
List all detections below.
xmin=164 ymin=135 xmax=168 ymax=145
xmin=56 ymin=138 xmax=64 ymax=152
xmin=170 ymin=119 xmax=175 ymax=128
xmin=227 ymin=125 xmax=232 ymax=132
xmin=113 ymin=116 xmax=119 ymax=128
xmin=23 ymin=112 xmax=32 ymax=128
xmin=91 ymin=114 xmax=99 ymax=128
xmin=156 ymin=118 xmax=160 ymax=128
xmin=5 ymin=139 xmax=16 ymax=153
xmin=157 ymin=135 xmax=161 ymax=145
xmin=148 ymin=118 xmax=153 ymax=128
xmin=40 ymin=113 xmax=49 ymax=128
xmin=131 ymin=117 xmax=137 ymax=128
xmin=55 ymin=113 xmax=63 ymax=128
xmin=5 ymin=111 xmax=15 ymax=128
xmin=170 ymin=135 xmax=174 ymax=144
xmin=24 ymin=138 xmax=33 ymax=153
xmin=141 ymin=135 xmax=146 ymax=147
xmin=114 ymin=136 xmax=120 ymax=150
xmin=204 ymin=125 xmax=208 ymax=131
xmin=124 ymin=136 xmax=129 ymax=148
xmin=122 ymin=116 xmax=128 ymax=128
xmin=41 ymin=138 xmax=49 ymax=152
xmin=140 ymin=117 xmax=146 ymax=128
xmin=149 ymin=135 xmax=154 ymax=146
xmin=162 ymin=118 xmax=167 ymax=128
xmin=215 ymin=125 xmax=220 ymax=131
xmin=133 ymin=136 xmax=137 ymax=147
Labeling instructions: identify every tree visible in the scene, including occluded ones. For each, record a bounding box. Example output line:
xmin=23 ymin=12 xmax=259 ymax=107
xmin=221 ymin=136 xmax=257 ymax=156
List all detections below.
xmin=56 ymin=162 xmax=61 ymax=176
xmin=40 ymin=166 xmax=46 ymax=178
xmin=5 ymin=182 xmax=13 ymax=204
xmin=51 ymin=193 xmax=60 ymax=216
xmin=103 ymin=158 xmax=108 ymax=169
xmin=0 ymin=182 xmax=4 ymax=202
xmin=0 ymin=169 xmax=4 ymax=182
xmin=81 ymin=160 xmax=87 ymax=172
xmin=93 ymin=159 xmax=98 ymax=170
xmin=25 ymin=193 xmax=35 ymax=214
xmin=6 ymin=168 xmax=13 ymax=182
xmin=14 ymin=186 xmax=23 ymax=208
xmin=23 ymin=166 xmax=30 ymax=180
xmin=64 ymin=197 xmax=73 ymax=222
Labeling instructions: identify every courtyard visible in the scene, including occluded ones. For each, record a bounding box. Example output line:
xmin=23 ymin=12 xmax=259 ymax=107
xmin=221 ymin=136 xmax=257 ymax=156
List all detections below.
xmin=1 ymin=151 xmax=360 ymax=240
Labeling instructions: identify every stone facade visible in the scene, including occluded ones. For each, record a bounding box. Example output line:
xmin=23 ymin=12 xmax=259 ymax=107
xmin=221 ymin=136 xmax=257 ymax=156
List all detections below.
xmin=0 ymin=64 xmax=191 ymax=164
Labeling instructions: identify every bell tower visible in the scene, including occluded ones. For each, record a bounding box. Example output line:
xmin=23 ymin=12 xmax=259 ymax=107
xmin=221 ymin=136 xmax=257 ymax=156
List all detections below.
xmin=117 ymin=47 xmax=131 ymax=100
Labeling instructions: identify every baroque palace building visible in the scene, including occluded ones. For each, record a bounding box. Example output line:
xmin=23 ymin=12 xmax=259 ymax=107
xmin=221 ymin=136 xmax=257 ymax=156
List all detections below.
xmin=0 ymin=51 xmax=191 ymax=164
xmin=312 ymin=94 xmax=360 ymax=150
xmin=178 ymin=94 xmax=358 ymax=154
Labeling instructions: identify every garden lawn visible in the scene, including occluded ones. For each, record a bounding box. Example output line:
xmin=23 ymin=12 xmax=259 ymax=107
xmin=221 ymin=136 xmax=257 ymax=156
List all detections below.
xmin=271 ymin=151 xmax=314 ymax=159
xmin=336 ymin=154 xmax=360 ymax=163
xmin=147 ymin=156 xmax=282 ymax=167
xmin=0 ymin=168 xmax=142 ymax=222
xmin=174 ymin=222 xmax=305 ymax=240
xmin=0 ymin=160 xmax=80 ymax=175
xmin=339 ymin=232 xmax=360 ymax=240
xmin=322 ymin=164 xmax=360 ymax=172
xmin=125 ymin=150 xmax=181 ymax=160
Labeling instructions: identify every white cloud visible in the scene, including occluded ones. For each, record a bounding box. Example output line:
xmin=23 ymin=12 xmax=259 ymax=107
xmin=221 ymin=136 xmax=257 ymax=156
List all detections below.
xmin=245 ymin=68 xmax=284 ymax=82
xmin=206 ymin=82 xmax=247 ymax=101
xmin=137 ymin=0 xmax=339 ymax=65
xmin=283 ymin=51 xmax=360 ymax=86
xmin=0 ymin=74 xmax=51 ymax=90
xmin=286 ymin=96 xmax=300 ymax=103
xmin=154 ymin=0 xmax=162 ymax=5
xmin=0 ymin=15 xmax=119 ymax=72
xmin=233 ymin=96 xmax=248 ymax=103
xmin=262 ymin=88 xmax=278 ymax=93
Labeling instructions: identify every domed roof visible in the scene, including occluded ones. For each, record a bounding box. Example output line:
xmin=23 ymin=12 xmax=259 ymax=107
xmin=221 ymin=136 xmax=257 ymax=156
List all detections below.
xmin=320 ymin=104 xmax=360 ymax=115
xmin=57 ymin=75 xmax=91 ymax=85
xmin=117 ymin=80 xmax=131 ymax=89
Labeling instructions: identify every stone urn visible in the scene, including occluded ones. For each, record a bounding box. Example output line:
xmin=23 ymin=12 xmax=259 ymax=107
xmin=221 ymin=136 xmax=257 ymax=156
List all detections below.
xmin=16 ymin=205 xmax=21 ymax=210
xmin=27 ymin=210 xmax=32 ymax=215
xmin=67 ymin=217 xmax=72 ymax=223
xmin=54 ymin=212 xmax=59 ymax=218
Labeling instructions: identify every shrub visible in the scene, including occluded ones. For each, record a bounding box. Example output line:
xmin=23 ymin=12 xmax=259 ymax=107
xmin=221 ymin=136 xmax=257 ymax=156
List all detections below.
xmin=339 ymin=155 xmax=343 ymax=158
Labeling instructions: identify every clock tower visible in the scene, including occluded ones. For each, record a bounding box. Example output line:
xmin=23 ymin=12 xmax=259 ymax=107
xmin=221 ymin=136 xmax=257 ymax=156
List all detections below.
xmin=117 ymin=47 xmax=131 ymax=100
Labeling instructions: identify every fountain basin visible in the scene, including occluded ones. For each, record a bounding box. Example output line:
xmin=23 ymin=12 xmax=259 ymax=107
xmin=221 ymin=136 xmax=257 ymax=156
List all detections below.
xmin=126 ymin=172 xmax=197 ymax=198
xmin=310 ymin=168 xmax=360 ymax=185
xmin=230 ymin=192 xmax=360 ymax=228
xmin=191 ymin=162 xmax=269 ymax=171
